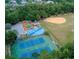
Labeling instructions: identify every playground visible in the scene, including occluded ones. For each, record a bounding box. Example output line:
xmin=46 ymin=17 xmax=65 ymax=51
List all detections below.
xmin=22 ymin=20 xmax=39 ymax=31
xmin=11 ymin=20 xmax=44 ymax=37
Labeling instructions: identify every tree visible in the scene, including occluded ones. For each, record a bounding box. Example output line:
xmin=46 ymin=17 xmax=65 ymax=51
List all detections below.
xmin=5 ymin=30 xmax=17 ymax=56
xmin=16 ymin=0 xmax=21 ymax=4
xmin=44 ymin=31 xmax=49 ymax=35
xmin=6 ymin=10 xmax=19 ymax=25
xmin=5 ymin=2 xmax=74 ymax=24
xmin=28 ymin=0 xmax=32 ymax=3
xmin=5 ymin=55 xmax=15 ymax=59
xmin=38 ymin=49 xmax=49 ymax=59
xmin=5 ymin=0 xmax=10 ymax=3
xmin=32 ymin=52 xmax=40 ymax=59
xmin=5 ymin=30 xmax=17 ymax=45
xmin=51 ymin=42 xmax=74 ymax=59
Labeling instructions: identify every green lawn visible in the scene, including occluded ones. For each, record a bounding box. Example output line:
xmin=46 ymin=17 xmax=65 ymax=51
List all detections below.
xmin=40 ymin=13 xmax=74 ymax=46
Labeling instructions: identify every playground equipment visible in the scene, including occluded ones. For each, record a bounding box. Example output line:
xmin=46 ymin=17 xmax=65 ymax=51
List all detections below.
xmin=23 ymin=21 xmax=27 ymax=31
xmin=26 ymin=23 xmax=32 ymax=28
xmin=22 ymin=20 xmax=40 ymax=32
xmin=22 ymin=21 xmax=33 ymax=31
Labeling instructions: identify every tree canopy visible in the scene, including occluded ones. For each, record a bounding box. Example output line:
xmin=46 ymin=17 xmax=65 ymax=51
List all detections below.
xmin=5 ymin=1 xmax=74 ymax=25
xmin=5 ymin=30 xmax=17 ymax=45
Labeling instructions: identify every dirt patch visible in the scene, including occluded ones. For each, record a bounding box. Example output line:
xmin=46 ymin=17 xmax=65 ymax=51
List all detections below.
xmin=44 ymin=17 xmax=66 ymax=24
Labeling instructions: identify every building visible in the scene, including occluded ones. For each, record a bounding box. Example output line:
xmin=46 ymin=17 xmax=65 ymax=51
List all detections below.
xmin=9 ymin=0 xmax=18 ymax=7
xmin=21 ymin=0 xmax=27 ymax=6
xmin=46 ymin=1 xmax=54 ymax=4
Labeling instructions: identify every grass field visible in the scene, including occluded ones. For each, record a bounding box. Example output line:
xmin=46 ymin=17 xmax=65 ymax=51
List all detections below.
xmin=40 ymin=13 xmax=74 ymax=46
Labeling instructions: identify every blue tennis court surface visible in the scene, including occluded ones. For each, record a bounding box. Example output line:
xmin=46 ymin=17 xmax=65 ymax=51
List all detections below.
xmin=20 ymin=46 xmax=51 ymax=58
xmin=26 ymin=27 xmax=45 ymax=36
xmin=11 ymin=36 xmax=57 ymax=59
xmin=19 ymin=37 xmax=45 ymax=48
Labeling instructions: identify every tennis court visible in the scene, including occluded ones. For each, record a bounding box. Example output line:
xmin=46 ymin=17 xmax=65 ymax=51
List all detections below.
xmin=11 ymin=36 xmax=57 ymax=59
xmin=26 ymin=27 xmax=45 ymax=36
